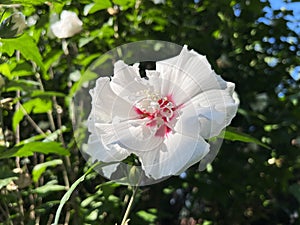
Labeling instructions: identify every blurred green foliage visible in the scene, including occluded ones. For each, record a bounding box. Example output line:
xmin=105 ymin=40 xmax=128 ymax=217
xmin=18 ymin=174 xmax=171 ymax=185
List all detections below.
xmin=0 ymin=0 xmax=299 ymax=224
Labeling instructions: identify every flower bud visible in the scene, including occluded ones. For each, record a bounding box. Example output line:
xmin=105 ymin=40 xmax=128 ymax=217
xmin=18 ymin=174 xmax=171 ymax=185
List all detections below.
xmin=0 ymin=12 xmax=27 ymax=38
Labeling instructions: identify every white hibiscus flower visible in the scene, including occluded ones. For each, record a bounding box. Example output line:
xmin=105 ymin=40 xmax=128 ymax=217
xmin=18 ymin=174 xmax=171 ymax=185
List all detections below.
xmin=50 ymin=10 xmax=82 ymax=39
xmin=87 ymin=45 xmax=238 ymax=180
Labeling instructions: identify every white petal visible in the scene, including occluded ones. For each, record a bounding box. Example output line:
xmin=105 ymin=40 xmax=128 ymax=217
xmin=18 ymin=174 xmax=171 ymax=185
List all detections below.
xmin=110 ymin=61 xmax=148 ymax=100
xmin=173 ymin=106 xmax=201 ymax=139
xmin=101 ymin=163 xmax=120 ymax=179
xmin=156 ymin=46 xmax=228 ymax=105
xmin=86 ymin=133 xmax=130 ymax=162
xmin=89 ymin=77 xmax=135 ymax=122
xmin=94 ymin=119 xmax=164 ymax=153
xmin=136 ymin=133 xmax=210 ymax=179
xmin=183 ymin=87 xmax=238 ymax=139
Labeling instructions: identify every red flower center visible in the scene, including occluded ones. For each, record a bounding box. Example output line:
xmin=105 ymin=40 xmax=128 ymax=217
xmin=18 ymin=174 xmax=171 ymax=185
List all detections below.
xmin=134 ymin=95 xmax=177 ymax=137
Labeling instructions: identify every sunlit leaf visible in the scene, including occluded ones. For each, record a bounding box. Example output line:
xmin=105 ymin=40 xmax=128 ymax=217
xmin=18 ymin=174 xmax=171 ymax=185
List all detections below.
xmin=0 ymin=63 xmax=11 ymax=79
xmin=0 ymin=34 xmax=45 ymax=71
xmin=33 ymin=182 xmax=66 ymax=195
xmin=43 ymin=49 xmax=63 ymax=71
xmin=113 ymin=0 xmax=135 ymax=10
xmin=32 ymin=159 xmax=63 ymax=183
xmin=11 ymin=61 xmax=34 ymax=78
xmin=83 ymin=0 xmax=112 ymax=15
xmin=137 ymin=209 xmax=157 ymax=223
xmin=4 ymin=79 xmax=39 ymax=92
xmin=0 ymin=142 xmax=69 ymax=159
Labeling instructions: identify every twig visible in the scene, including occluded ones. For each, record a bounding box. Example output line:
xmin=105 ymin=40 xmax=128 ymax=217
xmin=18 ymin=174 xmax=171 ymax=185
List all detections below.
xmin=64 ymin=210 xmax=70 ymax=225
xmin=19 ymin=103 xmax=46 ymax=136
xmin=33 ymin=68 xmax=56 ymax=132
xmin=46 ymin=214 xmax=54 ymax=225
xmin=14 ymin=50 xmax=24 ymax=225
xmin=16 ymin=191 xmax=25 ymax=225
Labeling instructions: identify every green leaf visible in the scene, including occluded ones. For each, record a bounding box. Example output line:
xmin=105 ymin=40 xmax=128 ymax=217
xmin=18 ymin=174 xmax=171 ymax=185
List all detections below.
xmin=11 ymin=61 xmax=34 ymax=78
xmin=32 ymin=159 xmax=63 ymax=183
xmin=0 ymin=34 xmax=45 ymax=72
xmin=112 ymin=0 xmax=135 ymax=10
xmin=83 ymin=0 xmax=112 ymax=15
xmin=0 ymin=63 xmax=12 ymax=79
xmin=53 ymin=162 xmax=101 ymax=225
xmin=33 ymin=182 xmax=66 ymax=195
xmin=0 ymin=142 xmax=69 ymax=159
xmin=137 ymin=209 xmax=157 ymax=223
xmin=221 ymin=127 xmax=271 ymax=149
xmin=43 ymin=49 xmax=63 ymax=71
xmin=4 ymin=79 xmax=39 ymax=92
xmin=16 ymin=142 xmax=69 ymax=157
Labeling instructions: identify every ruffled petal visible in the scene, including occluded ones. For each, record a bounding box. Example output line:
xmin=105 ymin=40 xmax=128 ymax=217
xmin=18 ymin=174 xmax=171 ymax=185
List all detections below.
xmin=136 ymin=133 xmax=210 ymax=179
xmin=156 ymin=46 xmax=228 ymax=105
xmin=94 ymin=119 xmax=164 ymax=153
xmin=89 ymin=77 xmax=136 ymax=123
xmin=110 ymin=61 xmax=148 ymax=100
xmin=182 ymin=85 xmax=238 ymax=139
xmin=86 ymin=133 xmax=130 ymax=163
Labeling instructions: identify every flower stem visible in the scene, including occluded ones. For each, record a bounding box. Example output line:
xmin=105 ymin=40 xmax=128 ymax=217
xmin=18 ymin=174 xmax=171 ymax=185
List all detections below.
xmin=120 ymin=185 xmax=139 ymax=225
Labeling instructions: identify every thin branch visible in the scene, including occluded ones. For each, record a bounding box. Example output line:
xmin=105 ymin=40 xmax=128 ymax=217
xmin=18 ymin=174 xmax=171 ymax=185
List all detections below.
xmin=64 ymin=210 xmax=70 ymax=225
xmin=19 ymin=103 xmax=46 ymax=136
xmin=46 ymin=214 xmax=54 ymax=225
xmin=33 ymin=68 xmax=56 ymax=131
xmin=14 ymin=51 xmax=24 ymax=225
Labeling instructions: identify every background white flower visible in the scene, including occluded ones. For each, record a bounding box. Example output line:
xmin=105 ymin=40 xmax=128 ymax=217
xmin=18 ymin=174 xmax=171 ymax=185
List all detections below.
xmin=87 ymin=46 xmax=239 ymax=180
xmin=50 ymin=10 xmax=82 ymax=39
xmin=152 ymin=0 xmax=165 ymax=4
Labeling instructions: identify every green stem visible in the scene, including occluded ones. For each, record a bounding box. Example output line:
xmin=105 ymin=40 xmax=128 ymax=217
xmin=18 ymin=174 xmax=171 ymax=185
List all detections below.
xmin=52 ymin=162 xmax=101 ymax=225
xmin=120 ymin=185 xmax=139 ymax=225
